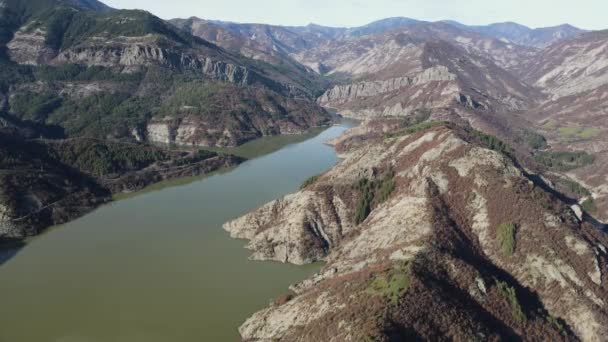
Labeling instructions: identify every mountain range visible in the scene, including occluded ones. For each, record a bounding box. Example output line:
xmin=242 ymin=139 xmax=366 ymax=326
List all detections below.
xmin=1 ymin=0 xmax=608 ymax=340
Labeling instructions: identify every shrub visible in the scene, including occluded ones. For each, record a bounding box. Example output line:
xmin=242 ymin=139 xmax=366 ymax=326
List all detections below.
xmin=556 ymin=177 xmax=591 ymax=198
xmin=52 ymin=140 xmax=169 ymax=176
xmin=9 ymin=92 xmax=62 ymax=122
xmin=471 ymin=130 xmax=513 ymax=155
xmin=378 ymin=169 xmax=396 ymax=204
xmin=547 ymin=315 xmax=565 ymax=334
xmin=497 ymin=223 xmax=516 ymax=256
xmin=273 ymin=293 xmax=294 ymax=306
xmin=46 ymin=92 xmax=144 ymax=137
xmin=0 ymin=62 xmax=35 ymax=92
xmin=581 ymin=198 xmax=597 ymax=214
xmin=496 ymin=279 xmax=526 ymax=323
xmin=517 ymin=129 xmax=548 ymax=150
xmin=384 ymin=120 xmax=444 ymax=139
xmin=353 ymin=168 xmax=396 ymax=225
xmin=366 ymin=261 xmax=413 ymax=304
xmin=535 ymin=151 xmax=595 ymax=172
xmin=300 ymin=174 xmax=320 ymax=190
xmin=354 ymin=179 xmax=375 ymax=225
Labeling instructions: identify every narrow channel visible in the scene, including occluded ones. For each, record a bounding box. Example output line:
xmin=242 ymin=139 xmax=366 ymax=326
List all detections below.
xmin=0 ymin=121 xmax=354 ymax=342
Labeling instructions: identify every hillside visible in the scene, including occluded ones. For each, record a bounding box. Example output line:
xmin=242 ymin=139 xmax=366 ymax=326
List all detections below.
xmin=0 ymin=0 xmax=331 ymax=147
xmin=314 ymin=34 xmax=539 ymax=117
xmin=444 ymin=21 xmax=585 ymax=48
xmin=0 ymin=127 xmax=242 ymax=240
xmin=225 ymin=120 xmax=608 ymax=341
xmin=181 ymin=16 xmax=608 ymax=226
xmin=169 ymin=17 xmax=330 ymax=98
xmin=515 ymin=30 xmax=608 ymax=223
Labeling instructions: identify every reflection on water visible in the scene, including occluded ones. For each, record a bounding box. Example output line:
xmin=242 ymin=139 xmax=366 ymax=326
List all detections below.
xmin=0 ymin=240 xmax=24 ymax=266
xmin=0 ymin=122 xmax=354 ymax=342
xmin=204 ymin=127 xmax=327 ymax=159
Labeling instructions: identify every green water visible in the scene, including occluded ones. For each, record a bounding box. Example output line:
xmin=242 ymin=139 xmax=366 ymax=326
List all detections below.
xmin=0 ymin=123 xmax=353 ymax=342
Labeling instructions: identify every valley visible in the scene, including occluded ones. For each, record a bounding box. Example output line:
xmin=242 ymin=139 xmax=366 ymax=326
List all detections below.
xmin=1 ymin=0 xmax=608 ymax=341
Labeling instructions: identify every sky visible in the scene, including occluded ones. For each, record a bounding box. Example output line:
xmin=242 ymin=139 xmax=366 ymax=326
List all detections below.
xmin=102 ymin=0 xmax=608 ymax=30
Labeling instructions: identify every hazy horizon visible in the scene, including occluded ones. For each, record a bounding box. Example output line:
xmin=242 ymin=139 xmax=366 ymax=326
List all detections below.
xmin=103 ymin=0 xmax=608 ymax=30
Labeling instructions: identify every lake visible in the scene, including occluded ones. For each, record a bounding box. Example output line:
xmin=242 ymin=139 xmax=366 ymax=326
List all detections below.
xmin=0 ymin=122 xmax=353 ymax=342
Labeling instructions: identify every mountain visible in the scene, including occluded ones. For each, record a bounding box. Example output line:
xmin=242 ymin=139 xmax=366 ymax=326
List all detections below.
xmin=292 ymin=21 xmax=538 ymax=74
xmin=0 ymin=0 xmax=331 ymax=147
xmin=166 ymin=16 xmax=608 ymax=224
xmin=225 ymin=120 xmax=608 ymax=341
xmin=0 ymin=126 xmax=241 ymax=240
xmin=0 ymin=0 xmax=330 ymax=240
xmin=59 ymin=0 xmax=112 ymax=11
xmin=522 ymin=30 xmax=608 ymax=98
xmin=517 ymin=30 xmax=608 ymax=223
xmin=446 ymin=21 xmax=586 ymax=48
xmin=1 ymin=3 xmax=607 ymax=341
xmin=169 ymin=17 xmax=330 ymax=97
xmin=343 ymin=17 xmax=423 ymax=37
xmin=307 ymin=22 xmax=540 ymax=125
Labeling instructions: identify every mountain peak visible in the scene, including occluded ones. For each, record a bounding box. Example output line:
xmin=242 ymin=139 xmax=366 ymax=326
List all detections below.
xmin=63 ymin=0 xmax=112 ymax=11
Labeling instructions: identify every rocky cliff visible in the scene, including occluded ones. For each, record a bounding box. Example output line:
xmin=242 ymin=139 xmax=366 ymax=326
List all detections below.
xmin=318 ymin=66 xmax=456 ymax=105
xmin=225 ymin=121 xmax=608 ymax=341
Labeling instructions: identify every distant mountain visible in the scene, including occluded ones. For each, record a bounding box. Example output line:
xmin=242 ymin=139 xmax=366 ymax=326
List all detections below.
xmin=297 ymin=21 xmax=540 ymax=121
xmin=62 ymin=0 xmax=112 ymax=11
xmin=444 ymin=21 xmax=586 ymax=48
xmin=522 ymin=30 xmax=608 ymax=97
xmin=515 ymin=30 xmax=608 ymax=223
xmin=170 ymin=17 xmax=330 ymax=96
xmin=343 ymin=17 xmax=424 ymax=37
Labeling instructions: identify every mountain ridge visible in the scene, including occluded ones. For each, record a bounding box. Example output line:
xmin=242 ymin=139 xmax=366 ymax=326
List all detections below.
xmin=225 ymin=120 xmax=608 ymax=341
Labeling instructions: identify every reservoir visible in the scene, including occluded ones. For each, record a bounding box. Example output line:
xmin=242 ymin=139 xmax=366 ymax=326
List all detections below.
xmin=0 ymin=122 xmax=353 ymax=342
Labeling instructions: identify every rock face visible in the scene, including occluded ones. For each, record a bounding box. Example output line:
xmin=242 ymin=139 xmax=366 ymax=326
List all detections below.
xmin=8 ymin=31 xmax=259 ymax=88
xmin=315 ymin=37 xmax=538 ymax=119
xmin=51 ymin=38 xmax=257 ymax=87
xmin=6 ymin=28 xmax=56 ymax=65
xmin=225 ymin=122 xmax=608 ymax=341
xmin=318 ymin=66 xmax=456 ymax=105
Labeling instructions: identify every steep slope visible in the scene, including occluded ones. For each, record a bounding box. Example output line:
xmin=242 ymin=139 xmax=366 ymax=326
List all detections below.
xmin=0 ymin=129 xmax=107 ymax=240
xmin=225 ymin=122 xmax=608 ymax=341
xmin=0 ymin=127 xmax=242 ymax=241
xmin=522 ymin=30 xmax=608 ymax=98
xmin=292 ymin=22 xmax=537 ymax=73
xmin=170 ymin=17 xmax=330 ymax=97
xmin=0 ymin=0 xmax=331 ymax=147
xmin=315 ymin=30 xmax=540 ymax=119
xmin=516 ymin=30 xmax=608 ymax=223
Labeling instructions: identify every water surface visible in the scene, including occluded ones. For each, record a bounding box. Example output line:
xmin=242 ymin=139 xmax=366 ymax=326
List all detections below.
xmin=0 ymin=123 xmax=353 ymax=342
